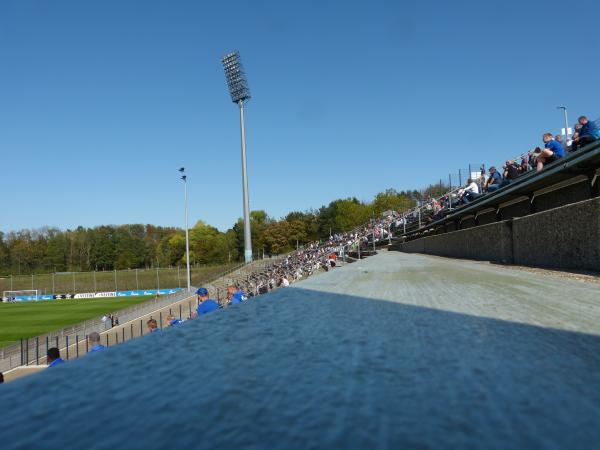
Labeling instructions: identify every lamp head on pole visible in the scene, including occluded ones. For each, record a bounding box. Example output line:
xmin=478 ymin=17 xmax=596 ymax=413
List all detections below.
xmin=221 ymin=50 xmax=251 ymax=104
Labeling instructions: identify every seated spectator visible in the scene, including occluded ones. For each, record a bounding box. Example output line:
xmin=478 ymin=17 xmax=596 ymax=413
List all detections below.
xmin=47 ymin=347 xmax=65 ymax=367
xmin=520 ymin=156 xmax=531 ymax=173
xmin=281 ymin=276 xmax=290 ymax=287
xmin=459 ymin=178 xmax=480 ymax=204
xmin=147 ymin=318 xmax=160 ymax=333
xmin=196 ymin=287 xmax=220 ymax=316
xmin=485 ymin=166 xmax=503 ymax=192
xmin=502 ymin=160 xmax=521 ymax=185
xmin=166 ymin=314 xmax=184 ymax=326
xmin=88 ymin=332 xmax=105 ymax=352
xmin=571 ymin=115 xmax=600 ymax=152
xmin=227 ymin=285 xmax=247 ymax=305
xmin=536 ymin=132 xmax=565 ymax=171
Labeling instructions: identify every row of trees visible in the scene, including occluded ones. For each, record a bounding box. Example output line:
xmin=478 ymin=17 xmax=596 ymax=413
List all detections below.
xmin=0 ymin=188 xmax=431 ymax=275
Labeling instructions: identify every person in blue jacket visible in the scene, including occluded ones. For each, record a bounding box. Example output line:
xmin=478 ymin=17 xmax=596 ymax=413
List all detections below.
xmin=536 ymin=132 xmax=565 ymax=171
xmin=47 ymin=348 xmax=65 ymax=367
xmin=571 ymin=115 xmax=600 ymax=152
xmin=227 ymin=285 xmax=247 ymax=305
xmin=166 ymin=314 xmax=184 ymax=326
xmin=88 ymin=332 xmax=106 ymax=352
xmin=147 ymin=318 xmax=160 ymax=333
xmin=196 ymin=288 xmax=220 ymax=316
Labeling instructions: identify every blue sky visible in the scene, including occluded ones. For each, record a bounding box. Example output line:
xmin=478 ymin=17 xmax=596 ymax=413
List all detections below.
xmin=1 ymin=0 xmax=599 ymax=232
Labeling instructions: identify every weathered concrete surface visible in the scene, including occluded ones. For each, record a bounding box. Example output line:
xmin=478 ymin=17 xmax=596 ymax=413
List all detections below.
xmin=535 ymin=177 xmax=591 ymax=212
xmin=512 ymin=197 xmax=600 ymax=271
xmin=395 ymin=197 xmax=600 ymax=271
xmin=394 ymin=221 xmax=513 ymax=263
xmin=1 ymin=252 xmax=600 ymax=449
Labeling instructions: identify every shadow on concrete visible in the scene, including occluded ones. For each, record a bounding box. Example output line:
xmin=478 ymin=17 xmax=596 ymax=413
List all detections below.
xmin=1 ymin=286 xmax=600 ymax=449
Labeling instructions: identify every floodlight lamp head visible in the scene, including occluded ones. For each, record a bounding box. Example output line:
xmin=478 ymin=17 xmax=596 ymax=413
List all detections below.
xmin=179 ymin=167 xmax=185 ymax=173
xmin=181 ymin=175 xmax=187 ymax=182
xmin=221 ymin=50 xmax=251 ymax=104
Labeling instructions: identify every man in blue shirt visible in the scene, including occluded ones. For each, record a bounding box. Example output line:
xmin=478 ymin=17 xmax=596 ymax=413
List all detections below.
xmin=147 ymin=318 xmax=160 ymax=333
xmin=47 ymin=347 xmax=65 ymax=367
xmin=485 ymin=167 xmax=504 ymax=192
xmin=88 ymin=332 xmax=106 ymax=353
xmin=227 ymin=285 xmax=247 ymax=305
xmin=536 ymin=132 xmax=565 ymax=171
xmin=571 ymin=115 xmax=600 ymax=152
xmin=166 ymin=314 xmax=184 ymax=326
xmin=196 ymin=287 xmax=220 ymax=316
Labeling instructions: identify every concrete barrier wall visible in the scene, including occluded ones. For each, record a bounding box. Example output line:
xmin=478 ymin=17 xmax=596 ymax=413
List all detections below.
xmin=394 ymin=221 xmax=513 ymax=264
xmin=393 ymin=197 xmax=600 ymax=272
xmin=512 ymin=197 xmax=600 ymax=271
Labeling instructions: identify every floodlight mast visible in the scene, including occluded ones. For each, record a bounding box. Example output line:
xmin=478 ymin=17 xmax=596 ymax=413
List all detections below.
xmin=222 ymin=51 xmax=253 ymax=263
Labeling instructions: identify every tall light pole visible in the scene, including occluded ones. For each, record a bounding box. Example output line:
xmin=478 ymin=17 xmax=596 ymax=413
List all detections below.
xmin=222 ymin=50 xmax=253 ymax=263
xmin=179 ymin=168 xmax=191 ymax=292
xmin=557 ymin=106 xmax=570 ymax=143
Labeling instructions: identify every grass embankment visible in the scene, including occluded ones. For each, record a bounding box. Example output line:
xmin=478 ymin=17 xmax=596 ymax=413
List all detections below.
xmin=0 ymin=295 xmax=155 ymax=348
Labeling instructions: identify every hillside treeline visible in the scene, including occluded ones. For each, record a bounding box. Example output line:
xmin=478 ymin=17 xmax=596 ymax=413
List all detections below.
xmin=0 ymin=188 xmax=442 ymax=275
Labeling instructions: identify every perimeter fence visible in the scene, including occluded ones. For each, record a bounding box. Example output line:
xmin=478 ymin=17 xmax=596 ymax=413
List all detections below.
xmin=0 ymin=264 xmax=238 ymax=295
xmin=0 ymin=257 xmax=285 ymax=373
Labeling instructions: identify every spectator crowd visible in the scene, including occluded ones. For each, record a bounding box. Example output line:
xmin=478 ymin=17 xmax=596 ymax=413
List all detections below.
xmin=403 ymin=114 xmax=599 ymax=228
xmin=7 ymin=113 xmax=598 ymax=377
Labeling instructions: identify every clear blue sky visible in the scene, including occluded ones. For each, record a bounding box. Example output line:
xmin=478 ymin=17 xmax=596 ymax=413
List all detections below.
xmin=2 ymin=0 xmax=599 ymax=233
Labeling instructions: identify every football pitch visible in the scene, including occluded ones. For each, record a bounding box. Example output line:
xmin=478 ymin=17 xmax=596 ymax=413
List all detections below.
xmin=0 ymin=295 xmax=156 ymax=348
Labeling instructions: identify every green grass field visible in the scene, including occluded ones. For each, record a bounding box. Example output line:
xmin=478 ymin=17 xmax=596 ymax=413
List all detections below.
xmin=0 ymin=295 xmax=156 ymax=348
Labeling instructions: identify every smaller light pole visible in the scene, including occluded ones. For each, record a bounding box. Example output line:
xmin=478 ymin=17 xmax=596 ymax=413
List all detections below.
xmin=557 ymin=106 xmax=570 ymax=143
xmin=179 ymin=167 xmax=191 ymax=292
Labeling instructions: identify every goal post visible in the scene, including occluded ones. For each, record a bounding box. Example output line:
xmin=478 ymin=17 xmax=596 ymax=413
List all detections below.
xmin=2 ymin=290 xmax=41 ymax=302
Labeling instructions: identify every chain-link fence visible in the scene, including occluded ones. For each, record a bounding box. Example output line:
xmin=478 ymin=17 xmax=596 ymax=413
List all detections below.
xmin=0 ymin=264 xmax=239 ymax=295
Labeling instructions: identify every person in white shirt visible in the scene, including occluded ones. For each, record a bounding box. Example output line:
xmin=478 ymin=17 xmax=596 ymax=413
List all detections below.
xmin=459 ymin=178 xmax=481 ymax=204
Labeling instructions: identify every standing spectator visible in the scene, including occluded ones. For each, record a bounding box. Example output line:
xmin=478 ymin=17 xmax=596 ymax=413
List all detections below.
xmin=477 ymin=168 xmax=486 ymax=191
xmin=536 ymin=132 xmax=565 ymax=171
xmin=571 ymin=116 xmax=600 ymax=152
xmin=88 ymin=332 xmax=106 ymax=352
xmin=0 ymin=372 xmax=4 ymax=384
xmin=47 ymin=348 xmax=65 ymax=367
xmin=328 ymin=252 xmax=337 ymax=268
xmin=485 ymin=167 xmax=503 ymax=192
xmin=101 ymin=314 xmax=111 ymax=331
xmin=197 ymin=288 xmax=220 ymax=316
xmin=147 ymin=318 xmax=160 ymax=333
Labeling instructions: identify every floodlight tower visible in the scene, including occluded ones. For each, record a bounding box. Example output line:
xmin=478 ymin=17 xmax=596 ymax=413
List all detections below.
xmin=179 ymin=167 xmax=191 ymax=292
xmin=222 ymin=50 xmax=253 ymax=263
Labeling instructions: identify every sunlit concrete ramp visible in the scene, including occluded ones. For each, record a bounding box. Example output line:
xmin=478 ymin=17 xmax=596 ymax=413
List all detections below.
xmin=2 ymin=252 xmax=600 ymax=449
